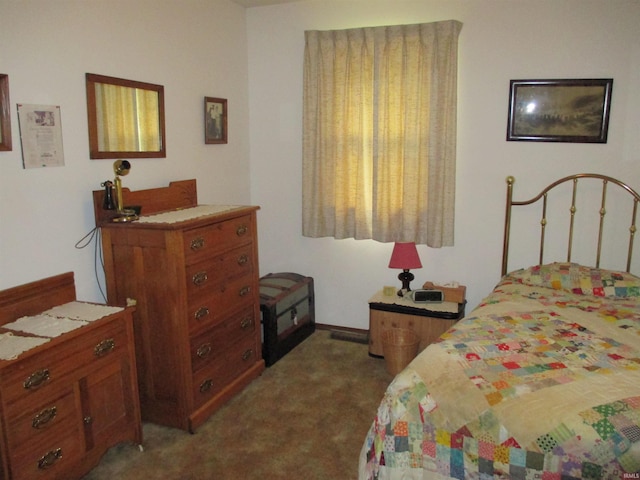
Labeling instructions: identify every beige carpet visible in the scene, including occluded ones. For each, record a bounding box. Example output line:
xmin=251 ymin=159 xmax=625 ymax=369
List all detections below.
xmin=81 ymin=329 xmax=392 ymax=479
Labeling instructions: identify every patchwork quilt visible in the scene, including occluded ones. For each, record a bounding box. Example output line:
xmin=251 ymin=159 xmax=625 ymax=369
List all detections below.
xmin=359 ymin=263 xmax=640 ymax=480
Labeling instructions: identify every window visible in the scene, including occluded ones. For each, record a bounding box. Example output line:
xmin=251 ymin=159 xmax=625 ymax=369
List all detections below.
xmin=302 ymin=20 xmax=462 ymax=247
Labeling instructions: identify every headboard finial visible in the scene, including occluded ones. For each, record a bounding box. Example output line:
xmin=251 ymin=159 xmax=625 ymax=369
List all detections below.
xmin=506 ymin=176 xmax=515 ymax=185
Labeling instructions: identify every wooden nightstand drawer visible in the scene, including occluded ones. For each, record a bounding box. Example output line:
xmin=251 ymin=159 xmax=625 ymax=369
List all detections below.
xmin=183 ymin=215 xmax=254 ymax=265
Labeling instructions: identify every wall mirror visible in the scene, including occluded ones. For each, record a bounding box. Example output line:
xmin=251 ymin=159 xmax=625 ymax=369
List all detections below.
xmin=86 ymin=73 xmax=166 ymax=159
xmin=0 ymin=74 xmax=12 ymax=151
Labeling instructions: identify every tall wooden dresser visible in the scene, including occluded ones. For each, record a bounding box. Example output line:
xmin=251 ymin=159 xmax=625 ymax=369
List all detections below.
xmin=94 ymin=180 xmax=264 ymax=432
xmin=0 ymin=272 xmax=141 ymax=480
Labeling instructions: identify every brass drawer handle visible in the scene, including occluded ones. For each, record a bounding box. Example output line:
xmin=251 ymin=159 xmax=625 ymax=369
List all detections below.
xmin=200 ymin=378 xmax=214 ymax=393
xmin=24 ymin=369 xmax=50 ymax=390
xmin=37 ymin=448 xmax=62 ymax=470
xmin=236 ymin=225 xmax=248 ymax=236
xmin=237 ymin=254 xmax=249 ymax=266
xmin=239 ymin=286 xmax=251 ymax=297
xmin=242 ymin=349 xmax=253 ymax=361
xmin=193 ymin=271 xmax=208 ymax=286
xmin=94 ymin=338 xmax=116 ymax=357
xmin=194 ymin=306 xmax=210 ymax=321
xmin=190 ymin=237 xmax=205 ymax=251
xmin=196 ymin=343 xmax=212 ymax=358
xmin=32 ymin=407 xmax=57 ymax=429
xmin=240 ymin=317 xmax=253 ymax=329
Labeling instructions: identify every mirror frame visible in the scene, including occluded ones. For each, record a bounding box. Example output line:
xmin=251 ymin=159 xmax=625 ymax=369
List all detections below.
xmin=0 ymin=74 xmax=12 ymax=152
xmin=86 ymin=73 xmax=166 ymax=159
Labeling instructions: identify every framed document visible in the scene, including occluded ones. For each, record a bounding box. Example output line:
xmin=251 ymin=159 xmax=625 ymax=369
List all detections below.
xmin=17 ymin=104 xmax=65 ymax=168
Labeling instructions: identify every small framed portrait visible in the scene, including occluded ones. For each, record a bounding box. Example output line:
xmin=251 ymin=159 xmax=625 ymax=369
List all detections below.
xmin=204 ymin=97 xmax=227 ymax=144
xmin=507 ymin=79 xmax=613 ymax=143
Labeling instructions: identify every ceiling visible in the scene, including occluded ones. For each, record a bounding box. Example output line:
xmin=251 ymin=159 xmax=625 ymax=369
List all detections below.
xmin=231 ymin=0 xmax=302 ymax=7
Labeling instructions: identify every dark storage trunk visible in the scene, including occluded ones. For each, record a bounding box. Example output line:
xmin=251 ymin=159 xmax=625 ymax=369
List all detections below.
xmin=259 ymin=272 xmax=315 ymax=366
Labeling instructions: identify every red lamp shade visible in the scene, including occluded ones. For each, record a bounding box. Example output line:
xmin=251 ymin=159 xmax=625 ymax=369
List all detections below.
xmin=388 ymin=242 xmax=422 ymax=270
xmin=388 ymin=242 xmax=422 ymax=295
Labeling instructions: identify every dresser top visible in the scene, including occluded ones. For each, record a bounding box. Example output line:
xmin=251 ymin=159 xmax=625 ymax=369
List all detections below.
xmin=0 ymin=301 xmax=124 ymax=361
xmin=102 ymin=204 xmax=259 ymax=231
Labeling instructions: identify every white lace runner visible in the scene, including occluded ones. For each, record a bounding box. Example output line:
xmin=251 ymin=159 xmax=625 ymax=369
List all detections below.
xmin=0 ymin=332 xmax=50 ymax=360
xmin=0 ymin=301 xmax=125 ymax=359
xmin=3 ymin=314 xmax=88 ymax=338
xmin=43 ymin=301 xmax=122 ymax=321
xmin=137 ymin=205 xmax=243 ymax=224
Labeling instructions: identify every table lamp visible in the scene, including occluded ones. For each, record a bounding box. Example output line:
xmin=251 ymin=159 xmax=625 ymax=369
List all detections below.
xmin=388 ymin=242 xmax=422 ymax=296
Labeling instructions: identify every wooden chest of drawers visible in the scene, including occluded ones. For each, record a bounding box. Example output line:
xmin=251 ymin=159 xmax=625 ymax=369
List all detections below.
xmin=0 ymin=272 xmax=141 ymax=480
xmin=99 ymin=202 xmax=264 ymax=432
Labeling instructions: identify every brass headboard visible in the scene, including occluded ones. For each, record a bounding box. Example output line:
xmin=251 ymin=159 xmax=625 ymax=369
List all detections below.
xmin=502 ymin=173 xmax=640 ymax=276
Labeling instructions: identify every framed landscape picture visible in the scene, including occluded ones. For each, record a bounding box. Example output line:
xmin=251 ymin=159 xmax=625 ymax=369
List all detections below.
xmin=204 ymin=97 xmax=227 ymax=144
xmin=507 ymin=79 xmax=613 ymax=143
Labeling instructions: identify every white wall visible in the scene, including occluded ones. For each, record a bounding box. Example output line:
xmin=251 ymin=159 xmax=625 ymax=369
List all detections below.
xmin=0 ymin=0 xmax=250 ymax=300
xmin=247 ymin=0 xmax=640 ymax=329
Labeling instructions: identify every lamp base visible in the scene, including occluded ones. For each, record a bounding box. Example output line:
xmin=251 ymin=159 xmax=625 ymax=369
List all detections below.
xmin=397 ymin=269 xmax=415 ymax=296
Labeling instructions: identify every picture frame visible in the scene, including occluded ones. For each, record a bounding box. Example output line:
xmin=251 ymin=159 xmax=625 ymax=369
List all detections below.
xmin=507 ymin=78 xmax=613 ymax=143
xmin=0 ymin=74 xmax=11 ymax=151
xmin=204 ymin=97 xmax=227 ymax=144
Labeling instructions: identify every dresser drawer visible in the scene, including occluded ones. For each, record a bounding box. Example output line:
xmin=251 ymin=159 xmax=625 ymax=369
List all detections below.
xmin=10 ymin=430 xmax=83 ymax=480
xmin=185 ymin=244 xmax=254 ymax=299
xmin=191 ymin=335 xmax=257 ymax=410
xmin=190 ymin=306 xmax=256 ymax=373
xmin=187 ymin=274 xmax=256 ymax=332
xmin=5 ymin=386 xmax=78 ymax=452
xmin=183 ymin=215 xmax=254 ymax=266
xmin=0 ymin=318 xmax=128 ymax=405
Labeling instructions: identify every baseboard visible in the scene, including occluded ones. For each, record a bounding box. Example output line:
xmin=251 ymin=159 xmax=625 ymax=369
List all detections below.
xmin=316 ymin=323 xmax=368 ymax=334
xmin=317 ymin=323 xmax=370 ymax=345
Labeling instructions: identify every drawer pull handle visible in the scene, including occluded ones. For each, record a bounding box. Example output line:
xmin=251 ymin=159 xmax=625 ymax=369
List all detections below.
xmin=242 ymin=349 xmax=253 ymax=361
xmin=84 ymin=416 xmax=93 ymax=425
xmin=237 ymin=254 xmax=249 ymax=266
xmin=190 ymin=237 xmax=205 ymax=250
xmin=196 ymin=343 xmax=212 ymax=358
xmin=24 ymin=369 xmax=50 ymax=390
xmin=37 ymin=448 xmax=62 ymax=470
xmin=193 ymin=271 xmax=208 ymax=286
xmin=240 ymin=317 xmax=253 ymax=329
xmin=236 ymin=225 xmax=248 ymax=236
xmin=94 ymin=338 xmax=116 ymax=357
xmin=239 ymin=286 xmax=251 ymax=297
xmin=200 ymin=378 xmax=214 ymax=393
xmin=32 ymin=407 xmax=57 ymax=429
xmin=194 ymin=306 xmax=210 ymax=320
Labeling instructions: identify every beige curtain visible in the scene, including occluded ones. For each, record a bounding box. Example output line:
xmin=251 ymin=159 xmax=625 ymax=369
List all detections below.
xmin=302 ymin=20 xmax=462 ymax=246
xmin=95 ymin=84 xmax=160 ymax=152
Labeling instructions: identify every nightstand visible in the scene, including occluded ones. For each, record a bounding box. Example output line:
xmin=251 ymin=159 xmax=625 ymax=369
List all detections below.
xmin=368 ymin=290 xmax=465 ymax=357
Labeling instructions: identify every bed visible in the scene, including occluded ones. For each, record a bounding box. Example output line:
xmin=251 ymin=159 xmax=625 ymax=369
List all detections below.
xmin=359 ymin=174 xmax=640 ymax=479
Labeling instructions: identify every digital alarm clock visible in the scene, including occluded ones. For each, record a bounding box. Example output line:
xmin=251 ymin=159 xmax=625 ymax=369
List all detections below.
xmin=410 ymin=289 xmax=444 ymax=303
